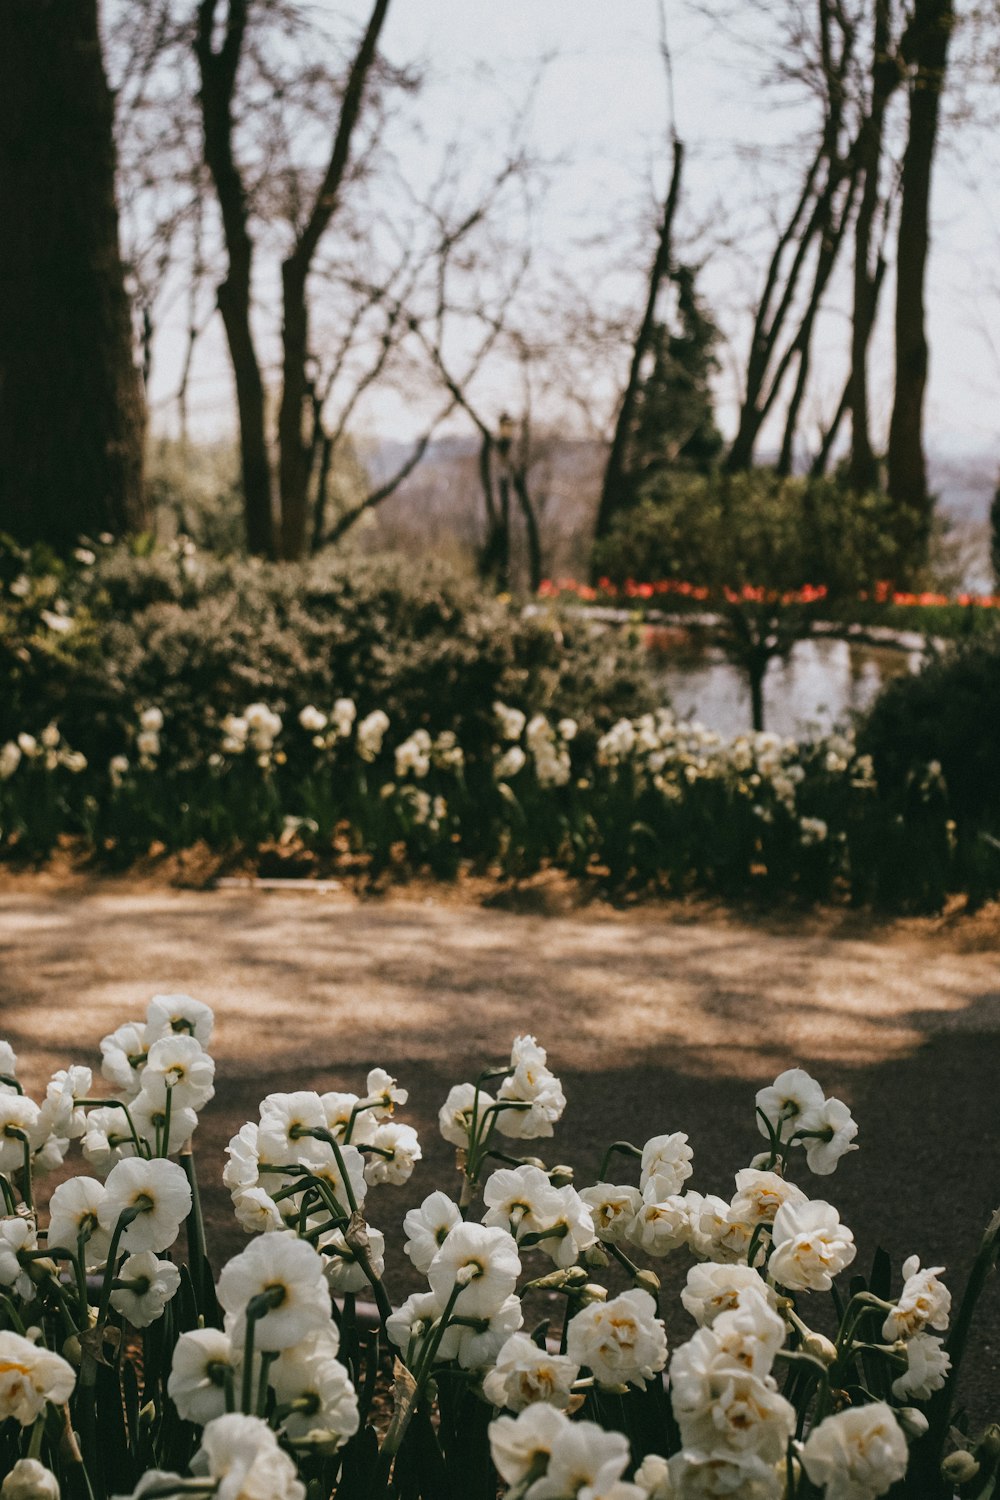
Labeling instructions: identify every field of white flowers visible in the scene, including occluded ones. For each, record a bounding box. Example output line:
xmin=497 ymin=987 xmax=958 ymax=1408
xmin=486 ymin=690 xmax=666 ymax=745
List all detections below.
xmin=1 ymin=994 xmax=998 ymax=1498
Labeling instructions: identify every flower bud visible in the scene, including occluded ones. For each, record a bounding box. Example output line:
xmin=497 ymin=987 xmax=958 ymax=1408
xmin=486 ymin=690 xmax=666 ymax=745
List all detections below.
xmin=62 ymin=1333 xmax=82 ymax=1367
xmin=583 ymin=1244 xmax=610 ymax=1268
xmin=801 ymin=1331 xmax=838 ymax=1365
xmin=979 ymin=1426 xmax=1000 ymax=1464
xmin=941 ymin=1451 xmax=980 ymax=1484
xmin=895 ymin=1407 xmax=929 ymax=1438
xmin=1 ymin=1459 xmax=60 ymax=1499
xmin=633 ymin=1268 xmax=661 ymax=1297
xmin=547 ymin=1165 xmax=574 ymax=1188
xmin=579 ymin=1283 xmax=608 ymax=1306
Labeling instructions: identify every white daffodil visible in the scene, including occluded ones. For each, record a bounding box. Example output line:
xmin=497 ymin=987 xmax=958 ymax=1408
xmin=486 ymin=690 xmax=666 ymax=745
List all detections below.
xmin=567 ymin=1288 xmax=668 ymax=1389
xmin=270 ymin=1330 xmax=359 ymax=1449
xmin=1 ymin=1458 xmax=61 ymax=1500
xmin=882 ymin=1256 xmax=951 ymax=1341
xmin=532 ymin=1184 xmax=598 ymax=1268
xmin=489 ymin=1401 xmax=566 ymax=1488
xmin=755 ymin=1068 xmax=825 ymax=1141
xmin=639 ymin=1132 xmax=694 ymax=1200
xmin=483 ymin=1164 xmax=561 ymax=1239
xmin=769 ymin=1198 xmax=856 ymax=1292
xmin=0 ymin=1042 xmax=18 ymax=1088
xmin=168 ymin=1328 xmax=239 ymax=1425
xmin=0 ymin=1217 xmax=35 ymax=1301
xmin=669 ymin=1326 xmax=795 ymax=1463
xmin=46 ymin=1176 xmax=113 ymax=1268
xmin=728 ymin=1168 xmax=807 ymax=1228
xmin=532 ymin=1417 xmax=631 ymax=1499
xmin=427 ymin=1222 xmax=520 ymax=1319
xmin=99 ymin=1022 xmax=150 ymax=1098
xmin=223 ymin=1122 xmax=260 ymax=1192
xmin=258 ymin=1091 xmax=328 ymax=1164
xmin=320 ymin=1092 xmax=376 ymax=1146
xmin=298 ymin=705 xmax=328 ymax=734
xmin=580 ymin=1183 xmax=643 ymax=1245
xmin=129 ymin=1092 xmax=198 ymax=1157
xmin=386 ymin=1289 xmax=444 ymax=1366
xmin=332 ymin=698 xmax=357 ymax=738
xmin=0 ymin=1095 xmax=43 ymax=1173
xmin=141 ymin=1035 xmax=215 ymax=1113
xmin=496 ymin=1038 xmax=566 ymax=1139
xmin=233 ymin=1186 xmax=285 ymax=1235
xmin=438 ymin=1082 xmax=495 ymax=1148
xmin=362 ymin=1067 xmax=408 ymax=1119
xmin=403 ymin=1191 xmax=462 ymax=1273
xmin=80 ymin=1106 xmax=140 ymax=1175
xmin=40 ymin=1066 xmax=92 ymax=1141
xmin=680 ymin=1262 xmax=777 ymax=1328
xmin=706 ymin=1295 xmax=788 ymax=1377
xmin=438 ymin=1291 xmax=523 ymax=1371
xmin=97 ymin=1156 xmax=192 ymax=1254
xmin=146 ymin=993 xmax=214 ymax=1048
xmin=689 ymin=1193 xmax=741 ymax=1261
xmin=363 ymin=1122 xmax=421 ymax=1186
xmin=191 ymin=1412 xmax=305 ymax=1500
xmin=891 ymin=1331 xmax=951 ymax=1400
xmin=666 ymin=1449 xmax=782 ymax=1499
xmin=482 ymin=1331 xmax=580 ymax=1412
xmin=320 ymin=1225 xmax=386 ymax=1294
xmin=217 ymin=1234 xmax=332 ymax=1351
xmin=796 ymin=1096 xmax=859 ymax=1175
xmin=628 ymin=1192 xmax=699 ymax=1259
xmin=110 ymin=1251 xmax=181 ymax=1327
xmin=800 ymin=1402 xmax=908 ymax=1500
xmin=633 ymin=1454 xmax=672 ymax=1499
xmin=356 ymin=710 xmax=389 ymax=761
xmin=0 ymin=1331 xmax=76 ymax=1424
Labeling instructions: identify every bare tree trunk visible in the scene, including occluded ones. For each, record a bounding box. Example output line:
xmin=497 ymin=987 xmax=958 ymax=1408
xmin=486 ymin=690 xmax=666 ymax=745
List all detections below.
xmin=593 ymin=137 xmax=684 ymax=546
xmin=277 ymin=0 xmax=391 ymax=560
xmin=887 ymin=0 xmax=954 ymax=574
xmin=0 ymin=0 xmax=146 ymax=550
xmin=511 ymin=466 xmax=543 ymax=592
xmin=195 ymin=0 xmax=274 ymax=556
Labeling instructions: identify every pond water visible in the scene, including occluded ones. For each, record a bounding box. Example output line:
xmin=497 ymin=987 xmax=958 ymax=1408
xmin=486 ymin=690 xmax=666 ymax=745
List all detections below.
xmin=649 ymin=636 xmax=925 ymax=739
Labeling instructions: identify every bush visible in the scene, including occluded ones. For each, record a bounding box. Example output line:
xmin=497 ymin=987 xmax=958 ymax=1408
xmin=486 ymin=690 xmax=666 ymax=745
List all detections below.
xmin=0 ymin=539 xmax=656 ymax=775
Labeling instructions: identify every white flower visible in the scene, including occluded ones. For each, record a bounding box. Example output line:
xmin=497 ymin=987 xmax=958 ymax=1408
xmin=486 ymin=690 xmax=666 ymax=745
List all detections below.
xmin=633 ymin=1454 xmax=671 ymax=1499
xmin=427 ymin=1222 xmax=520 ymax=1318
xmin=404 ymin=1191 xmax=462 ymax=1274
xmin=363 ymin=1121 xmax=421 ymax=1186
xmin=438 ymin=1292 xmax=523 ymax=1370
xmin=46 ymin=1176 xmax=112 ymax=1267
xmin=703 ymin=1295 xmax=787 ymax=1377
xmin=141 ymin=1034 xmax=215 ymax=1112
xmin=728 ymin=1169 xmax=807 ymax=1230
xmin=755 ymin=1068 xmax=825 ymax=1141
xmin=482 ymin=1331 xmax=580 ymax=1411
xmin=299 ymin=705 xmax=328 ymax=734
xmin=320 ymin=1092 xmax=376 ymax=1145
xmin=332 ymin=698 xmax=356 ymax=737
xmin=0 ymin=1331 xmax=76 ymax=1423
xmin=80 ymin=1105 xmax=139 ymax=1174
xmin=244 ymin=703 xmax=283 ymax=752
xmin=110 ymin=1251 xmax=181 ymax=1327
xmin=40 ymin=1066 xmax=91 ymax=1141
xmin=681 ymin=1262 xmax=777 ymax=1328
xmin=99 ymin=1022 xmax=149 ymax=1098
xmin=533 ymin=1417 xmax=632 ymax=1498
xmin=129 ymin=1091 xmax=199 ymax=1158
xmin=495 ymin=745 xmax=527 ymax=779
xmin=168 ymin=1328 xmax=239 ymax=1424
xmin=489 ymin=1401 xmax=566 ymax=1487
xmin=532 ymin=1184 xmax=598 ymax=1268
xmin=666 ymin=1449 xmax=782 ymax=1498
xmin=217 ymin=1234 xmax=332 ymax=1351
xmin=191 ymin=1412 xmax=305 ymax=1500
xmin=363 ymin=1067 xmax=408 ymax=1118
xmin=640 ymin=1132 xmax=694 ymax=1199
xmin=0 ymin=1218 xmax=35 ymax=1300
xmin=891 ymin=1331 xmax=950 ymax=1400
xmin=689 ymin=1194 xmax=743 ymax=1262
xmin=768 ymin=1198 xmax=856 ymax=1292
xmin=146 ymin=993 xmax=215 ymax=1048
xmin=0 ymin=743 xmax=22 ymax=781
xmin=356 ymin=709 xmax=390 ymax=761
xmin=300 ymin=1138 xmax=368 ymax=1212
xmin=628 ymin=1192 xmax=700 ymax=1259
xmin=567 ymin=1289 xmax=668 ymax=1389
xmin=580 ymin=1183 xmax=643 ymax=1245
xmin=233 ymin=1186 xmax=285 ymax=1235
xmin=0 ymin=1042 xmax=17 ymax=1084
xmin=1 ymin=1459 xmax=60 ymax=1499
xmin=796 ymin=1096 xmax=859 ymax=1175
xmin=98 ymin=1157 xmax=192 ymax=1254
xmin=270 ymin=1330 xmax=359 ymax=1449
xmin=496 ymin=1038 xmax=566 ymax=1139
xmin=386 ymin=1290 xmax=445 ymax=1365
xmin=139 ymin=707 xmax=164 ymax=733
xmin=320 ymin=1225 xmax=386 ymax=1295
xmin=0 ymin=1095 xmax=43 ymax=1173
xmin=224 ymin=1122 xmax=261 ymax=1192
xmin=669 ymin=1325 xmax=794 ymax=1462
xmin=882 ymin=1256 xmax=951 ymax=1340
xmin=483 ymin=1164 xmax=561 ymax=1239
xmin=494 ymin=703 xmax=527 ymax=742
xmin=439 ymin=1083 xmax=494 ymax=1148
xmin=257 ymin=1091 xmax=328 ymax=1163
xmin=800 ymin=1402 xmax=908 ymax=1500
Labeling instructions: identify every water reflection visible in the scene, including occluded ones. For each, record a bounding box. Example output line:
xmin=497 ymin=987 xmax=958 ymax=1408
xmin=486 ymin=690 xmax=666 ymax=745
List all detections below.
xmin=652 ymin=637 xmax=924 ymax=739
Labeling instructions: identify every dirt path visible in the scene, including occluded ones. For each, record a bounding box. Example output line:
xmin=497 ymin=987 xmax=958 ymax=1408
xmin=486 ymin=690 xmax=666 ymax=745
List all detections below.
xmin=2 ymin=880 xmax=999 ymax=1413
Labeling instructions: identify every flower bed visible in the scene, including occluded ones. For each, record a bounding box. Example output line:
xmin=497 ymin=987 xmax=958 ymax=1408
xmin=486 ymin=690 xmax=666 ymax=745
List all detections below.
xmin=1 ymin=697 xmax=994 ymax=912
xmin=1 ymin=998 xmax=998 ymax=1498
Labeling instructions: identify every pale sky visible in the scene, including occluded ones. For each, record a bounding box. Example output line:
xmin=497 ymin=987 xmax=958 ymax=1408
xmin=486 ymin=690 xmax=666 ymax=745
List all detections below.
xmin=144 ymin=0 xmax=1000 ymax=479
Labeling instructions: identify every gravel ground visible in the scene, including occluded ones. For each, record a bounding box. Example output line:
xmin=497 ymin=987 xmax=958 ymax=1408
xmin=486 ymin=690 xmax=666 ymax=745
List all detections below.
xmin=2 ymin=878 xmax=999 ymax=1417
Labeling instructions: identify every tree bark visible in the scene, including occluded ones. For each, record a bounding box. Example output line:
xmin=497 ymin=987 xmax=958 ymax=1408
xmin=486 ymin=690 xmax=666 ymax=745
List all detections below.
xmin=0 ymin=0 xmax=146 ymax=550
xmin=593 ymin=137 xmax=684 ymax=546
xmin=277 ymin=0 xmax=391 ymax=560
xmin=887 ymin=0 xmax=953 ymax=573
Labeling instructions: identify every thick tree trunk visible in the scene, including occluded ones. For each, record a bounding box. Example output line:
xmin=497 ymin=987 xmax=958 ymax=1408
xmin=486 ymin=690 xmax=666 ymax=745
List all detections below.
xmin=887 ymin=0 xmax=953 ymax=574
xmin=0 ymin=0 xmax=146 ymax=550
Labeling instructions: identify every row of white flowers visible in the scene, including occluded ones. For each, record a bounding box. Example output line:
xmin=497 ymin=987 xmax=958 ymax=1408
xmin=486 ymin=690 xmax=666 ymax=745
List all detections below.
xmin=1 ymin=995 xmax=995 ymax=1498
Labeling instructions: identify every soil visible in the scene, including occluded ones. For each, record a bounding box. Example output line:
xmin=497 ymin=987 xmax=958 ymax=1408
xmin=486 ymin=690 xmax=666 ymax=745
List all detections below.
xmin=2 ymin=872 xmax=998 ymax=1421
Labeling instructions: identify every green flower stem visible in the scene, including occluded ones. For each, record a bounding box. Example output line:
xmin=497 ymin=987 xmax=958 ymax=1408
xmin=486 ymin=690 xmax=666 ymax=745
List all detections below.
xmin=296 ymin=1128 xmax=359 ymax=1215
xmin=160 ymin=1081 xmax=174 ymax=1158
xmin=0 ymin=1073 xmax=22 ymax=1094
xmin=597 ymin=1140 xmax=644 ymax=1182
xmin=343 ymin=1099 xmax=383 ymax=1144
xmin=78 ymin=1100 xmax=149 ymax=1159
xmin=179 ymin=1143 xmax=209 ymax=1312
xmin=0 ymin=1290 xmax=27 ymax=1333
xmin=94 ymin=1204 xmax=146 ymax=1331
xmin=27 ymin=1415 xmax=44 ymax=1459
xmin=240 ymin=1287 xmax=283 ymax=1413
xmin=256 ymin=1349 xmax=277 ymax=1417
xmin=0 ymin=1172 xmax=16 ymax=1214
xmin=925 ymin=1204 xmax=1000 ymax=1471
xmin=12 ymin=1131 xmax=33 ymax=1212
